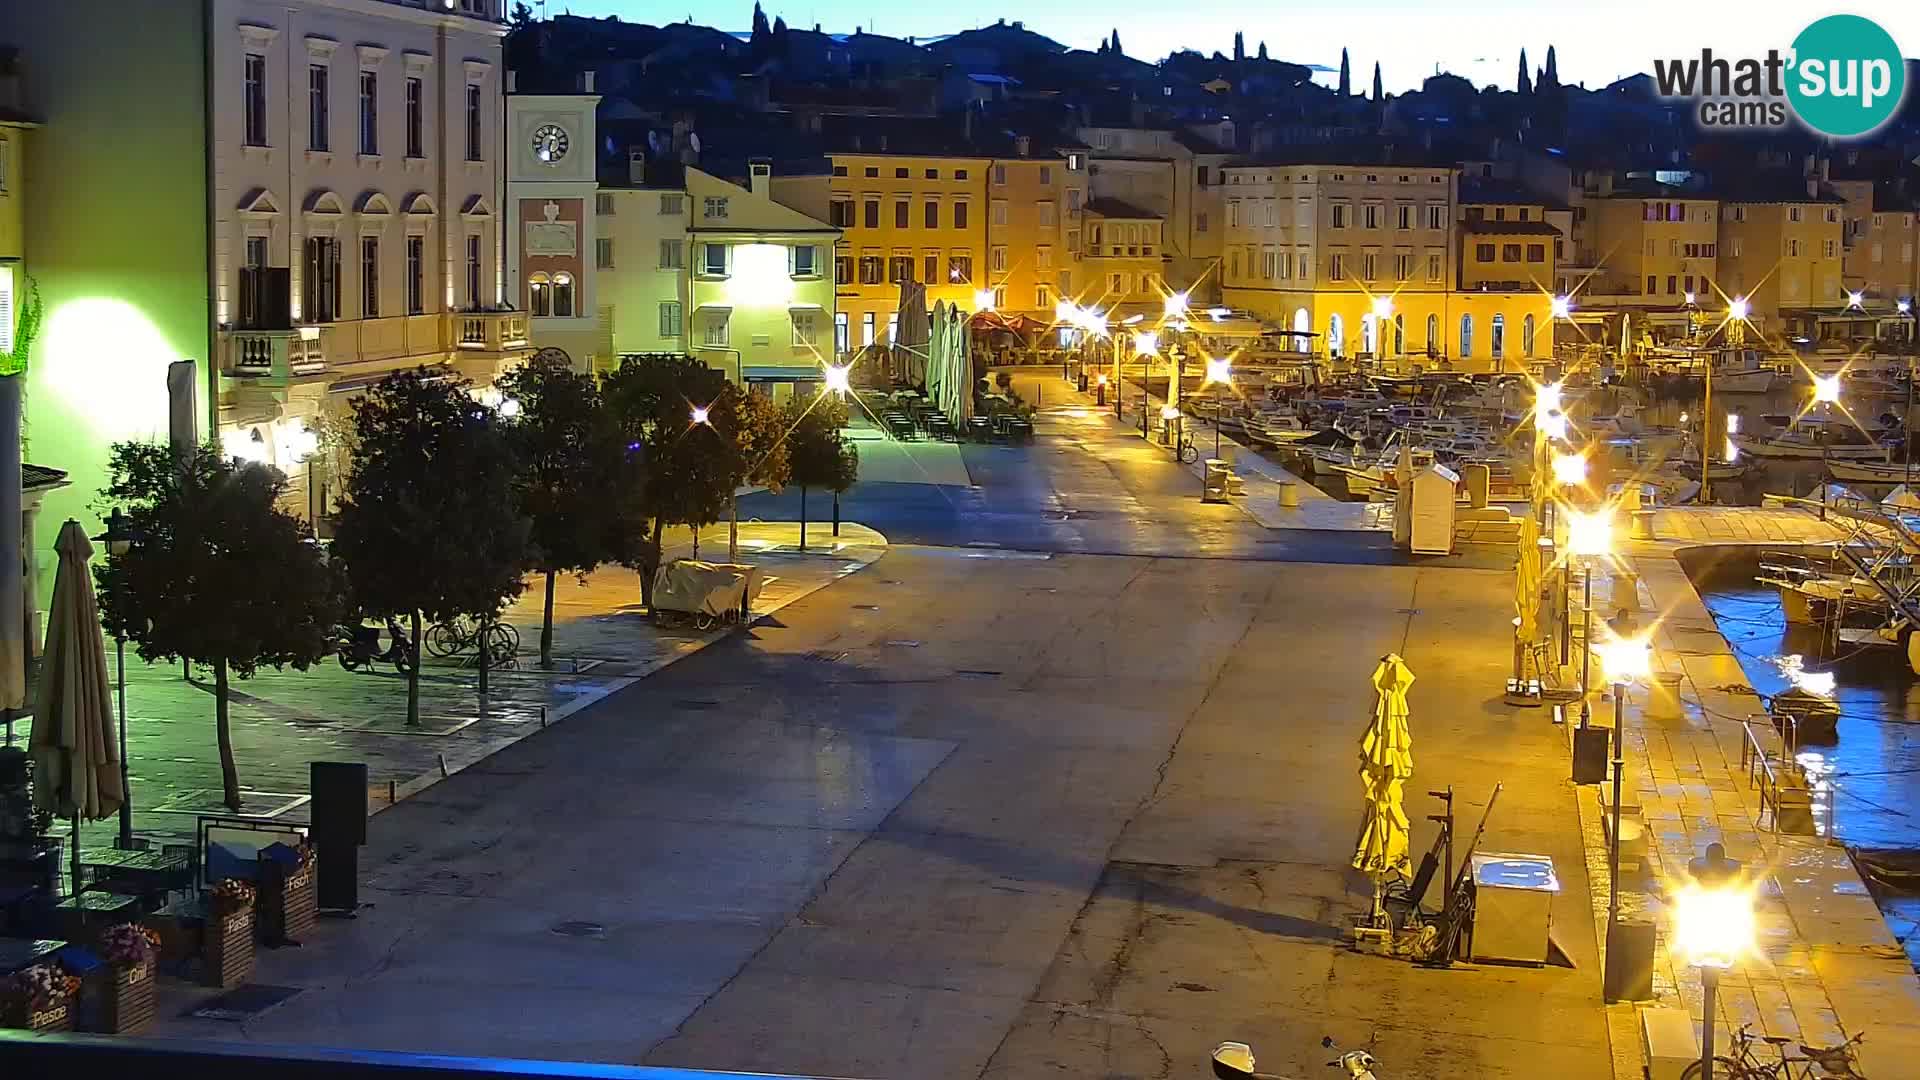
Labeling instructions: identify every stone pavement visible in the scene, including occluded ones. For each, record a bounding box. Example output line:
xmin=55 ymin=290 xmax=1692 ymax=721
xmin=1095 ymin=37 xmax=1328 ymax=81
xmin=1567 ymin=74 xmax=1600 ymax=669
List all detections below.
xmin=32 ymin=522 xmax=885 ymax=858
xmin=1558 ymin=505 xmax=1920 ymax=1079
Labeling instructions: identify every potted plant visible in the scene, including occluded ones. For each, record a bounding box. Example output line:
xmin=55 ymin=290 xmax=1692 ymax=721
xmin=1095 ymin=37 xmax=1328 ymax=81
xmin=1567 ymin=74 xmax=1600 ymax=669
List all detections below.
xmin=204 ymin=878 xmax=257 ymax=988
xmin=93 ymin=923 xmax=160 ymax=1034
xmin=2 ymin=963 xmax=79 ymax=1032
xmin=257 ymin=840 xmax=317 ymax=946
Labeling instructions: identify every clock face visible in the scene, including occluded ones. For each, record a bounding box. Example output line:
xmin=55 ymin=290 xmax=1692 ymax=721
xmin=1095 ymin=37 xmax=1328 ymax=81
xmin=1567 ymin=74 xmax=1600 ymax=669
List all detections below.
xmin=531 ymin=123 xmax=569 ymax=165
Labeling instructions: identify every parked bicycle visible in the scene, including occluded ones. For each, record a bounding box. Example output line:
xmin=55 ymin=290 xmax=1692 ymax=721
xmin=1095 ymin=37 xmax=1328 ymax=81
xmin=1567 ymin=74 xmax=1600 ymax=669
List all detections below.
xmin=333 ymin=618 xmax=416 ymax=674
xmin=1175 ymin=430 xmax=1201 ymax=464
xmin=1681 ymin=1024 xmax=1865 ymax=1079
xmin=425 ymin=614 xmax=519 ymax=666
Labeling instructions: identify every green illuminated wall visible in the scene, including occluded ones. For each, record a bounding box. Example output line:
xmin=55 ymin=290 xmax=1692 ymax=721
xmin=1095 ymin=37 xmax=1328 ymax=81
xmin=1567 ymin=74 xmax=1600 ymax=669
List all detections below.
xmin=0 ymin=1 xmax=211 ymax=595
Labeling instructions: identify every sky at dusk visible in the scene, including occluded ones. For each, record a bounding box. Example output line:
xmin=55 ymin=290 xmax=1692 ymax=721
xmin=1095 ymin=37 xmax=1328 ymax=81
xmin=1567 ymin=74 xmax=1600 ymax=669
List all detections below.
xmin=526 ymin=1 xmax=1917 ymax=95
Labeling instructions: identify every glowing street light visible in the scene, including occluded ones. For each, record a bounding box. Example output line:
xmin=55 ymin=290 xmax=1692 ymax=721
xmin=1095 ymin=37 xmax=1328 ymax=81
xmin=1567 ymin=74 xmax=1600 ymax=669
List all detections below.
xmin=1729 ymin=296 xmax=1751 ymax=322
xmin=1371 ymin=296 xmax=1393 ymax=319
xmin=1673 ymin=842 xmax=1754 ymax=1074
xmin=1550 ymin=295 xmax=1573 ymax=320
xmin=1134 ymin=331 xmax=1159 ymax=355
xmin=690 ymin=405 xmax=710 ymax=426
xmin=1204 ymin=356 xmax=1232 ymax=386
xmin=1120 ymin=313 xmax=1145 ymax=326
xmin=1551 ymin=450 xmax=1588 ymax=487
xmin=1535 ymin=381 xmax=1564 ymax=416
xmin=1846 ymin=290 xmax=1865 ymax=310
xmin=1565 ymin=507 xmax=1613 ymax=559
xmin=1539 ymin=410 xmax=1569 ymax=442
xmin=822 ymin=362 xmax=852 ymax=396
xmin=497 ymin=397 xmax=522 ymax=419
xmin=1164 ymin=291 xmax=1190 ymax=317
xmin=973 ymin=289 xmax=995 ymax=312
xmin=1901 ymin=299 xmax=1913 ymax=315
xmin=1054 ymin=299 xmax=1079 ymax=324
xmin=1683 ymin=291 xmax=1697 ymax=306
xmin=1812 ymin=373 xmax=1843 ymax=405
xmin=1596 ymin=631 xmax=1651 ymax=684
xmin=1159 ymin=404 xmax=1180 ymax=421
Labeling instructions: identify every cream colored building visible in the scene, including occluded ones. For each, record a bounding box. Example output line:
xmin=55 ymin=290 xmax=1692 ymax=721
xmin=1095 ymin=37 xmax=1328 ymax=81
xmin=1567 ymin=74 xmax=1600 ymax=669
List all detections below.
xmin=1717 ymin=182 xmax=1846 ymax=330
xmin=596 ymin=155 xmax=692 ymax=364
xmin=505 ymin=83 xmax=600 ymax=367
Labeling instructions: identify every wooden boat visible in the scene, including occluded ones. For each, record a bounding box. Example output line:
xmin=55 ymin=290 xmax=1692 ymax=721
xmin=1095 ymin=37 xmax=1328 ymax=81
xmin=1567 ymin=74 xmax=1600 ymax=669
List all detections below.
xmin=1827 ymin=458 xmax=1920 ymax=484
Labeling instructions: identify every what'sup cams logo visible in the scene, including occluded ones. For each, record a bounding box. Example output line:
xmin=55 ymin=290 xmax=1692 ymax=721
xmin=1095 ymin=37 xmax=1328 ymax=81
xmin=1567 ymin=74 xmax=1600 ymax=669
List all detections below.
xmin=1654 ymin=14 xmax=1906 ymax=138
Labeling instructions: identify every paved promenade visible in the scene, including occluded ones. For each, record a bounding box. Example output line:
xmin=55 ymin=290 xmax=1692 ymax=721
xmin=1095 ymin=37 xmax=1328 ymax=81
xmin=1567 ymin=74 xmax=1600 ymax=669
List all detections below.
xmin=34 ymin=522 xmax=885 ymax=856
xmin=1561 ymin=505 xmax=1920 ymax=1079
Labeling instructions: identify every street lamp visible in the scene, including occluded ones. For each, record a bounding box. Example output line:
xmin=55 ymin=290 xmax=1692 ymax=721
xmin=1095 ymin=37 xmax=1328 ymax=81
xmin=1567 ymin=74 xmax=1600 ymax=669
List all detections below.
xmin=1549 ymin=295 xmax=1572 ymax=320
xmin=1674 ymin=844 xmax=1753 ymax=1080
xmin=1565 ymin=507 xmax=1613 ymax=736
xmin=1846 ymin=290 xmax=1865 ymax=311
xmin=822 ymin=362 xmax=852 ymax=397
xmin=1204 ymin=356 xmax=1232 ymax=460
xmin=1595 ymin=627 xmax=1650 ymax=998
xmin=1164 ymin=291 xmax=1190 ymax=318
xmin=94 ymin=508 xmax=139 ymax=849
xmin=1551 ymin=450 xmax=1588 ymax=487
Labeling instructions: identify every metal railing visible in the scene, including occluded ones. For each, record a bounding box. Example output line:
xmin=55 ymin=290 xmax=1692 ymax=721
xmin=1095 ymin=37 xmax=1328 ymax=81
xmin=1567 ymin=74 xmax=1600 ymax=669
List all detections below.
xmin=1741 ymin=713 xmax=1814 ymax=833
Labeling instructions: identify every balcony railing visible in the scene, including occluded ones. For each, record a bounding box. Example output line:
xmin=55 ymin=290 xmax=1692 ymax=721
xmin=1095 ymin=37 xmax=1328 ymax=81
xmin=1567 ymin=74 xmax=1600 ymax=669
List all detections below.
xmin=457 ymin=311 xmax=531 ymax=353
xmin=220 ymin=328 xmax=327 ymax=384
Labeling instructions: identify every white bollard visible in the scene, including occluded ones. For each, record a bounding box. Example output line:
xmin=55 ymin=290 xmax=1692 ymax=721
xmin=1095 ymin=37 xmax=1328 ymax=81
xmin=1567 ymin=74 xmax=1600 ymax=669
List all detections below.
xmin=1278 ymin=480 xmax=1300 ymax=508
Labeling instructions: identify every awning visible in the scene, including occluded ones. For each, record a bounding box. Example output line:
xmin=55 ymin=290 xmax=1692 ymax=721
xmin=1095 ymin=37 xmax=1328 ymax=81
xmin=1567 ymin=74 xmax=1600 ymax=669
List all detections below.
xmin=742 ymin=365 xmax=826 ymax=382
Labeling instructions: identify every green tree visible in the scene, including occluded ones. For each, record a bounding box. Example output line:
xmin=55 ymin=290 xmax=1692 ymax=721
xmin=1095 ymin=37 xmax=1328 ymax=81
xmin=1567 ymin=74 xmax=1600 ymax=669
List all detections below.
xmin=785 ymin=395 xmax=858 ymax=551
xmin=602 ymin=354 xmax=732 ymax=607
xmin=331 ymin=369 xmax=528 ymax=722
xmin=97 ymin=442 xmax=338 ymax=810
xmin=508 ymin=1 xmax=534 ymax=27
xmin=1338 ymin=47 xmax=1351 ymax=96
xmin=497 ymin=356 xmax=624 ymax=667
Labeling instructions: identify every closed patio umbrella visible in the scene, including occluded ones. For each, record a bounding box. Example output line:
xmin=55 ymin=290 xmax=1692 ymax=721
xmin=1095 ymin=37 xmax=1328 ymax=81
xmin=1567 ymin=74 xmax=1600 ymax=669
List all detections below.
xmin=1353 ymin=652 xmax=1415 ymax=925
xmin=30 ymin=519 xmax=123 ymax=892
xmin=1516 ymin=514 xmax=1543 ymax=653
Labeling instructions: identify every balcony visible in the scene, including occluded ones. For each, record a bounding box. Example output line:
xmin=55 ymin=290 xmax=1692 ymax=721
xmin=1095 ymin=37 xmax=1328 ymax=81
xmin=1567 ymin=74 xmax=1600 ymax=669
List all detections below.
xmin=219 ymin=328 xmax=328 ymax=386
xmin=457 ymin=311 xmax=531 ymax=354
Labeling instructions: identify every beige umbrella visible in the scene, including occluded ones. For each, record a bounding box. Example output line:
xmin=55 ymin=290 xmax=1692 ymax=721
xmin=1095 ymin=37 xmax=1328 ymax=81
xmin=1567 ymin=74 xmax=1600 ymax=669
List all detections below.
xmin=1515 ymin=513 xmax=1544 ymax=656
xmin=30 ymin=519 xmax=123 ymax=891
xmin=1353 ymin=653 xmax=1415 ymax=925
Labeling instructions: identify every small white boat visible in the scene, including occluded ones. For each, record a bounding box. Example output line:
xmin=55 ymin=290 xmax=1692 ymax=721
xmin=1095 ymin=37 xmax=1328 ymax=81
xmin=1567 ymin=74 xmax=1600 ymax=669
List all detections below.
xmin=1709 ymin=348 xmax=1786 ymax=393
xmin=1732 ymin=428 xmax=1894 ymax=461
xmin=1828 ymin=458 xmax=1920 ymax=484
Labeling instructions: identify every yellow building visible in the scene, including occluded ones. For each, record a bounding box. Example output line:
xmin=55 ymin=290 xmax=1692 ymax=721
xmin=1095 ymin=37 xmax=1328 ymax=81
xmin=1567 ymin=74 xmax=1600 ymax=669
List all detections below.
xmin=0 ymin=110 xmax=26 ymax=337
xmin=1582 ymin=180 xmax=1720 ymax=307
xmin=1716 ymin=177 xmax=1846 ymax=331
xmin=1217 ymin=155 xmax=1550 ymax=371
xmin=987 ymin=150 xmax=1087 ymax=318
xmin=1833 ymin=176 xmax=1917 ymax=308
xmin=1080 ymin=198 xmax=1167 ymax=312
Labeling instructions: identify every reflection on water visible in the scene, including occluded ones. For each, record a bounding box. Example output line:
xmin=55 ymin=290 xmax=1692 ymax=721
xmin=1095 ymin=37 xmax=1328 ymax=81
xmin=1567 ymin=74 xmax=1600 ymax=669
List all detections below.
xmin=1628 ymin=387 xmax=1913 ymax=504
xmin=1696 ymin=567 xmax=1920 ymax=963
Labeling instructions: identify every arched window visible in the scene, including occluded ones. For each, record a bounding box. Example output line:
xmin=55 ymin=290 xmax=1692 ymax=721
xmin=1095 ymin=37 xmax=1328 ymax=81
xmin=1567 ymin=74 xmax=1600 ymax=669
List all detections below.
xmin=1523 ymin=314 xmax=1536 ymax=356
xmin=1361 ymin=314 xmax=1377 ymax=355
xmin=1491 ymin=313 xmax=1505 ymax=359
xmin=528 ymin=273 xmax=551 ymax=317
xmin=553 ymin=272 xmax=575 ymax=317
xmin=1459 ymin=314 xmax=1473 ymax=358
xmin=1292 ymin=308 xmax=1309 ymax=350
xmin=1328 ymin=313 xmax=1344 ymax=358
xmin=1425 ymin=314 xmax=1438 ymax=356
xmin=1393 ymin=314 xmax=1405 ymax=356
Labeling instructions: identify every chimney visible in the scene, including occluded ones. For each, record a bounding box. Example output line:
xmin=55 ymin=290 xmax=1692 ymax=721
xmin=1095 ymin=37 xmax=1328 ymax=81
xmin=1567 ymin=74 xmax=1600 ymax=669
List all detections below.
xmin=629 ymin=148 xmax=646 ymax=186
xmin=1015 ymin=135 xmax=1031 ymax=157
xmin=1820 ymin=157 xmax=1830 ymax=181
xmin=749 ymin=160 xmax=772 ymax=199
xmin=1597 ymin=174 xmax=1613 ymax=197
xmin=1807 ymin=176 xmax=1820 ymax=199
xmin=582 ymin=70 xmax=596 ymax=93
xmin=506 ymin=70 xmax=518 ymax=93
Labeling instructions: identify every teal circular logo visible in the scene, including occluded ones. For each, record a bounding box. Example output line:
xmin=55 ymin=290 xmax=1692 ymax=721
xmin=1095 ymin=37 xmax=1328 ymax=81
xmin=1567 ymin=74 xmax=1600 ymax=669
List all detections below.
xmin=1786 ymin=15 xmax=1905 ymax=138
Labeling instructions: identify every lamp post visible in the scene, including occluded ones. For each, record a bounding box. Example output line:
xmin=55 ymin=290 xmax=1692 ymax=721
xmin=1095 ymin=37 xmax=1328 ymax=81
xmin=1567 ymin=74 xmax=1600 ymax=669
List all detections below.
xmin=1903 ymin=299 xmax=1917 ymax=487
xmin=1566 ymin=508 xmax=1613 ymax=735
xmin=1812 ymin=374 xmax=1842 ymax=515
xmin=1595 ymin=630 xmax=1650 ymax=976
xmin=94 ymin=508 xmax=138 ymax=849
xmin=1674 ymin=844 xmax=1752 ymax=1080
xmin=1204 ymin=355 xmax=1232 ymax=461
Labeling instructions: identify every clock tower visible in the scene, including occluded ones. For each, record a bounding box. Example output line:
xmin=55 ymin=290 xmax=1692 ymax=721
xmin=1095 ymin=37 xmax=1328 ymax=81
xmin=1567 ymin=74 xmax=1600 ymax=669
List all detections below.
xmin=505 ymin=74 xmax=601 ymax=369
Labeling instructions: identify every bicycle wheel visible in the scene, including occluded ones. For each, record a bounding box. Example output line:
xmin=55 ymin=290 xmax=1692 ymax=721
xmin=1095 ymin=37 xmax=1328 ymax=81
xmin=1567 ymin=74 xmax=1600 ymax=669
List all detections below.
xmin=1678 ymin=1056 xmax=1749 ymax=1080
xmin=1180 ymin=443 xmax=1199 ymax=464
xmin=483 ymin=624 xmax=517 ymax=666
xmin=497 ymin=622 xmax=521 ymax=651
xmin=392 ymin=643 xmax=417 ymax=675
xmin=425 ymin=623 xmax=461 ymax=658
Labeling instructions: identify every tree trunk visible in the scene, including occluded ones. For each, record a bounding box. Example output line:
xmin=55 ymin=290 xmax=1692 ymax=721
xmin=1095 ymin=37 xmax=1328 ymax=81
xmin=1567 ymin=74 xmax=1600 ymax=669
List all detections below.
xmin=799 ymin=486 xmax=808 ymax=551
xmin=406 ymin=609 xmax=422 ymax=727
xmin=639 ymin=518 xmax=663 ymax=611
xmin=540 ymin=570 xmax=556 ymax=668
xmin=214 ymin=658 xmax=240 ymax=811
xmin=477 ymin=614 xmax=491 ymax=697
xmin=833 ymin=490 xmax=840 ymax=537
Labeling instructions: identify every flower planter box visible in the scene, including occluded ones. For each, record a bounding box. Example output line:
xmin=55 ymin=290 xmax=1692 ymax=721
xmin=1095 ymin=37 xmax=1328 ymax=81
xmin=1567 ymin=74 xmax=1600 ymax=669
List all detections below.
xmin=100 ymin=962 xmax=156 ymax=1034
xmin=203 ymin=906 xmax=255 ymax=988
xmin=259 ymin=859 xmax=317 ymax=946
xmin=3 ymin=1000 xmax=73 ymax=1033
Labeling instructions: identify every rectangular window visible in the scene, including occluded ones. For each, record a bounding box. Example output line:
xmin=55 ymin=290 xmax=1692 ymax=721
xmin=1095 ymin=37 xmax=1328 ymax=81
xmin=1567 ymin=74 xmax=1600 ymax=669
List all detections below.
xmin=244 ymin=53 xmax=268 ymax=146
xmin=835 ymin=255 xmax=852 ymax=285
xmin=1788 ymin=206 xmax=1802 ymax=223
xmin=1331 ymin=204 xmax=1348 ymax=228
xmin=304 ymin=236 xmax=340 ymax=322
xmin=1786 ymin=238 xmax=1800 ymax=257
xmin=1036 ymin=246 xmax=1052 ymax=269
xmin=360 ymin=236 xmax=380 ymax=317
xmin=792 ymin=245 xmax=817 ymax=277
xmin=703 ymin=243 xmax=728 ymax=276
xmin=991 ymin=246 xmax=1008 ymax=273
xmin=895 ymin=167 xmax=909 ymax=179
xmin=1329 ymin=254 xmax=1346 ymax=281
xmin=703 ymin=196 xmax=729 ymax=220
xmin=1039 ymin=166 xmax=1053 ymax=185
xmin=1036 ymin=285 xmax=1050 ymax=309
xmin=1395 ymin=253 xmax=1412 ymax=281
xmin=1363 ymin=204 xmax=1379 ymax=229
xmin=861 ymin=312 xmax=875 ymax=346
xmin=1426 ymin=204 xmax=1445 ymax=230
xmin=308 ymin=64 xmax=330 ymax=151
xmin=595 ymin=193 xmax=615 ymax=216
xmin=1476 ymin=243 xmax=1495 ymax=261
xmin=991 ymin=201 xmax=1008 ymax=227
xmin=791 ymin=310 xmax=818 ymax=346
xmin=1666 ymin=274 xmax=1678 ymax=294
xmin=954 ymin=202 xmax=969 ymax=229
xmin=1501 ymin=244 xmax=1521 ymax=262
xmin=659 ymin=193 xmax=684 ymax=215
xmin=1823 ymin=239 xmax=1838 ymax=258
xmin=595 ymin=238 xmax=615 ymax=270
xmin=925 ymin=200 xmax=939 ymax=229
xmin=859 ymin=255 xmax=883 ymax=284
xmin=948 ymin=255 xmax=972 ymax=284
xmin=835 ymin=311 xmax=849 ymax=352
xmin=1196 ymin=212 xmax=1208 ymax=233
xmin=1426 ymin=252 xmax=1443 ymax=282
xmin=924 ymin=168 xmax=938 ymax=180
xmin=465 ymin=83 xmax=482 ymax=161
xmin=888 ymin=255 xmax=913 ymax=283
xmin=830 ymin=199 xmax=854 ymax=228
xmin=923 ymin=253 xmax=939 ymax=283
xmin=405 ymin=76 xmax=424 ymax=158
xmin=703 ymin=314 xmax=729 ymax=348
xmin=993 ymin=165 xmax=1007 ymax=186
xmin=405 ymin=235 xmax=424 ymax=314
xmin=895 ymin=200 xmax=910 ymax=229
xmin=1228 ymin=202 xmax=1241 ymax=227
xmin=659 ymin=301 xmax=682 ymax=338
xmin=657 ymin=239 xmax=685 ymax=269
xmin=359 ymin=70 xmax=378 ymax=156
xmin=1646 ymin=275 xmax=1658 ymax=295
xmin=1038 ymin=202 xmax=1056 ymax=228
xmin=1397 ymin=204 xmax=1412 ymax=230
xmin=465 ymin=235 xmax=481 ymax=306
xmin=1362 ymin=252 xmax=1378 ymax=280
xmin=1526 ymin=244 xmax=1545 ymax=263
xmin=0 ymin=266 xmax=12 ymax=353
xmin=863 ymin=199 xmax=880 ymax=228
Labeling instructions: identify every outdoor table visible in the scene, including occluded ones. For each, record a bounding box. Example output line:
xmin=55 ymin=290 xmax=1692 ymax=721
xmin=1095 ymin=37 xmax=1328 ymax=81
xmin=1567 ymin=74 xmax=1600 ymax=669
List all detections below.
xmin=53 ymin=892 xmax=141 ymax=943
xmin=79 ymin=848 xmax=194 ymax=900
xmin=0 ymin=937 xmax=66 ymax=976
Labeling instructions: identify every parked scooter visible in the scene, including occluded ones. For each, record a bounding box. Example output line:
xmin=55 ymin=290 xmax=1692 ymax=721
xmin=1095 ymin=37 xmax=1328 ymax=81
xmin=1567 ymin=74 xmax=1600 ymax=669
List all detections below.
xmin=1213 ymin=1038 xmax=1378 ymax=1080
xmin=333 ymin=617 xmax=416 ymax=674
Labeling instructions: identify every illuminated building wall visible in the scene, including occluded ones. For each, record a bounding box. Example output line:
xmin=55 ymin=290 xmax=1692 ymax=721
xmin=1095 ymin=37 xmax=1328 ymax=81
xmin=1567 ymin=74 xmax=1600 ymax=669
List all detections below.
xmin=985 ymin=155 xmax=1080 ymax=318
xmin=0 ymin=1 xmax=213 ymax=588
xmin=1586 ymin=189 xmax=1720 ymax=307
xmin=1717 ymin=194 xmax=1846 ymax=327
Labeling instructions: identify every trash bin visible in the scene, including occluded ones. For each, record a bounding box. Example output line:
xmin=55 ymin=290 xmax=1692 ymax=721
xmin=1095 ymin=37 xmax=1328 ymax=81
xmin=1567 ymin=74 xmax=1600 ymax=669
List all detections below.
xmin=1277 ymin=480 xmax=1300 ymax=508
xmin=1648 ymin=672 xmax=1684 ymax=721
xmin=1202 ymin=459 xmax=1230 ymax=503
xmin=1631 ymin=510 xmax=1657 ymax=540
xmin=1468 ymin=853 xmax=1559 ymax=965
